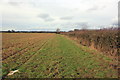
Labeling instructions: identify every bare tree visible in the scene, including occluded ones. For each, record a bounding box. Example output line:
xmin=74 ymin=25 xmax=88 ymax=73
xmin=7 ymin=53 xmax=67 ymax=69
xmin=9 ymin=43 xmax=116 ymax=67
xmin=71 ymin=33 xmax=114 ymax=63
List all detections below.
xmin=56 ymin=28 xmax=60 ymax=34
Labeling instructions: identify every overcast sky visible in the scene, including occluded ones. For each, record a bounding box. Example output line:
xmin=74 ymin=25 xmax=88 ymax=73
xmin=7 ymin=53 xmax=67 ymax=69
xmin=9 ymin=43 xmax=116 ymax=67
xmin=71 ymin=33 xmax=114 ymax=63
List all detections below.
xmin=0 ymin=0 xmax=118 ymax=31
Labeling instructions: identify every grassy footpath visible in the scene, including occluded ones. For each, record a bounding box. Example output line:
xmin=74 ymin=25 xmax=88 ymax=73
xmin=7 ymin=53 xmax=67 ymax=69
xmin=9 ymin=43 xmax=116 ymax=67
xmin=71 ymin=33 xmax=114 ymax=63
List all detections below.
xmin=7 ymin=34 xmax=117 ymax=78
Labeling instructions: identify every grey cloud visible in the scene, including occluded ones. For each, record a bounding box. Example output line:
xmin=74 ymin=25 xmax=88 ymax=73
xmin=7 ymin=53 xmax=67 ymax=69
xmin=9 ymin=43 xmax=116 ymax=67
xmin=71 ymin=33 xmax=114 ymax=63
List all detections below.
xmin=60 ymin=22 xmax=89 ymax=29
xmin=38 ymin=14 xmax=49 ymax=19
xmin=8 ymin=1 xmax=38 ymax=7
xmin=87 ymin=5 xmax=99 ymax=11
xmin=38 ymin=14 xmax=54 ymax=22
xmin=73 ymin=22 xmax=89 ymax=29
xmin=8 ymin=1 xmax=23 ymax=6
xmin=60 ymin=16 xmax=73 ymax=20
xmin=87 ymin=5 xmax=106 ymax=12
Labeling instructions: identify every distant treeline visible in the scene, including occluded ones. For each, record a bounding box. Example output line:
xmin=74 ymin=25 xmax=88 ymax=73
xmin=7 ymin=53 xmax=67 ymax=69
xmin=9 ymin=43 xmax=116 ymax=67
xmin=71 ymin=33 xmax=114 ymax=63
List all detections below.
xmin=0 ymin=30 xmax=65 ymax=33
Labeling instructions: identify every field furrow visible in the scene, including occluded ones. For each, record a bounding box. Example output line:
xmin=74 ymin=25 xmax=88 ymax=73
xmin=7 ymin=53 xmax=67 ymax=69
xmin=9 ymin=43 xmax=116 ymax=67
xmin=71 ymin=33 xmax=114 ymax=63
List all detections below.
xmin=2 ymin=33 xmax=55 ymax=77
xmin=2 ymin=35 xmax=53 ymax=60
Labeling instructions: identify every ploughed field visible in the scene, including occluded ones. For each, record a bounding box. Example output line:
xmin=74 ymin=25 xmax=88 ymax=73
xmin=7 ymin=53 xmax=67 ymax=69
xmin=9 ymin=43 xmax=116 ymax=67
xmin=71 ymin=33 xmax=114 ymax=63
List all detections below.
xmin=2 ymin=33 xmax=118 ymax=78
